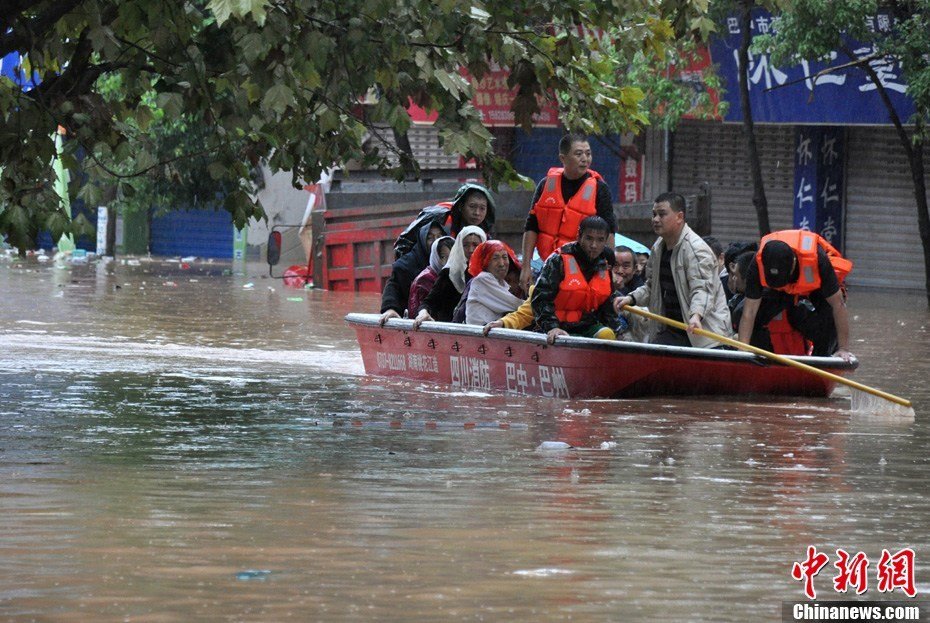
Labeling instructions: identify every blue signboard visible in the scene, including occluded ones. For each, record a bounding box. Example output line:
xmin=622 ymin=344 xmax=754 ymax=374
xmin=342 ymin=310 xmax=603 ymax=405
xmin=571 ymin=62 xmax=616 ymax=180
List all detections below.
xmin=0 ymin=52 xmax=39 ymax=90
xmin=793 ymin=127 xmax=846 ymax=251
xmin=709 ymin=10 xmax=916 ymax=125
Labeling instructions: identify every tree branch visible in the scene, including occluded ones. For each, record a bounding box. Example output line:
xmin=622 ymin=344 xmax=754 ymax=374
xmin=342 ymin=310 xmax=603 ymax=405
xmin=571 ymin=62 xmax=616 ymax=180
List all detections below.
xmin=764 ymin=52 xmax=881 ymax=92
xmin=0 ymin=0 xmax=39 ymax=35
xmin=0 ymin=0 xmax=86 ymax=58
xmin=839 ymin=44 xmax=912 ymax=160
xmin=82 ymin=144 xmax=225 ymax=180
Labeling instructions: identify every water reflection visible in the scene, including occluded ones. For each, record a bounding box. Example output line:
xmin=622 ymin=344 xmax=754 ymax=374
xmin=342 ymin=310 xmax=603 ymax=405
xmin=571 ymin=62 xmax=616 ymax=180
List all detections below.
xmin=1 ymin=258 xmax=928 ymax=621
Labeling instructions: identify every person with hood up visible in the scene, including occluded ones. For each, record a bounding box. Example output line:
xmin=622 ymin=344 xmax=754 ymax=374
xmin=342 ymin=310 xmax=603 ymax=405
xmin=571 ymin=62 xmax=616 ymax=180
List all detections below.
xmin=448 ymin=182 xmax=496 ymax=237
xmin=412 ymin=226 xmax=487 ymax=327
xmin=407 ymin=236 xmax=454 ymax=318
xmin=464 ymin=241 xmax=524 ymax=326
xmin=392 ymin=183 xmax=497 ymax=258
xmin=379 ymin=217 xmax=448 ymax=325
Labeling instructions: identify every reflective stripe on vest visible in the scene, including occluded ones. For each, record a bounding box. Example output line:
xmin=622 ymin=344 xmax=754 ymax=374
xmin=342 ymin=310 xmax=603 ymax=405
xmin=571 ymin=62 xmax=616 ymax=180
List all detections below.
xmin=757 ymin=229 xmax=852 ymax=297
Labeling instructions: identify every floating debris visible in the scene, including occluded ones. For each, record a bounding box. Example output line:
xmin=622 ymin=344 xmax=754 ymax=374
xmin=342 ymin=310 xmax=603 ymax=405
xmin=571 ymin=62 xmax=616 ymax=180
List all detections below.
xmin=236 ymin=570 xmax=271 ymax=581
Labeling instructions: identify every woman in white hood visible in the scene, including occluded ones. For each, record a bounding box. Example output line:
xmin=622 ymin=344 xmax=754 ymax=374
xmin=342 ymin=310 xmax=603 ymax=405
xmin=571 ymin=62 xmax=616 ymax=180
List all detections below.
xmin=413 ymin=226 xmax=487 ymax=326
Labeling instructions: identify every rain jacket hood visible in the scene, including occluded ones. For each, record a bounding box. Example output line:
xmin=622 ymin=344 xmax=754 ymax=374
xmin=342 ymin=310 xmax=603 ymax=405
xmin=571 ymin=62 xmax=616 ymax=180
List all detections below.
xmin=449 ymin=183 xmax=496 ymax=236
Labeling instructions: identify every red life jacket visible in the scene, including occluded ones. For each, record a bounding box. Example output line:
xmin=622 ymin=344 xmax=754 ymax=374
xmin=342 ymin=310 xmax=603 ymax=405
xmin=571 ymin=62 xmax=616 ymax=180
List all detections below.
xmin=757 ymin=230 xmax=852 ymax=296
xmin=766 ymin=309 xmax=810 ymax=356
xmin=554 ymin=252 xmax=613 ymax=323
xmin=531 ymin=167 xmax=602 ymax=260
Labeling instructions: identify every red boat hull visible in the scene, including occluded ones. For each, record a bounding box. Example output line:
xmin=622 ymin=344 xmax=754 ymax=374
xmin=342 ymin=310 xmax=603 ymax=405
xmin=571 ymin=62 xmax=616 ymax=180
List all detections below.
xmin=346 ymin=314 xmax=857 ymax=400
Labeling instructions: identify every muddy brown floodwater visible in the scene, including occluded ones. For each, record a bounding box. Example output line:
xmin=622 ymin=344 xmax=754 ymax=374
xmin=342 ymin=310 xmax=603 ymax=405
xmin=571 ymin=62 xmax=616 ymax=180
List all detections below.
xmin=1 ymin=256 xmax=928 ymax=622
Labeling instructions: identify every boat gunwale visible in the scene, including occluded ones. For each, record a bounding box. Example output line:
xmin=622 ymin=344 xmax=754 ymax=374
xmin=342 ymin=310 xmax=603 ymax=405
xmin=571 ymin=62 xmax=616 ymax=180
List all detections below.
xmin=345 ymin=313 xmax=859 ymax=372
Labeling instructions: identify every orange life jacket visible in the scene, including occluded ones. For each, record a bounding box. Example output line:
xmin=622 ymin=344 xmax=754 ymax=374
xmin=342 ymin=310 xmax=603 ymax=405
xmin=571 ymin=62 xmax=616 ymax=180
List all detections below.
xmin=554 ymin=252 xmax=613 ymax=324
xmin=531 ymin=167 xmax=602 ymax=260
xmin=757 ymin=230 xmax=852 ymax=296
xmin=766 ymin=309 xmax=810 ymax=356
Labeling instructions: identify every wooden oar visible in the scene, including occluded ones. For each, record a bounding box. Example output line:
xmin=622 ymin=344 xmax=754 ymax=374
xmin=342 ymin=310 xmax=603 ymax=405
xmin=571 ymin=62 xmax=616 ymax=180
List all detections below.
xmin=623 ymin=305 xmax=913 ymax=411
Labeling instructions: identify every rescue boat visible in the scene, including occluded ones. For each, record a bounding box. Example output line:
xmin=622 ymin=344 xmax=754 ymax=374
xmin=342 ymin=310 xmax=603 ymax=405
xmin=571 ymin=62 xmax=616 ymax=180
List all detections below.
xmin=345 ymin=313 xmax=858 ymax=400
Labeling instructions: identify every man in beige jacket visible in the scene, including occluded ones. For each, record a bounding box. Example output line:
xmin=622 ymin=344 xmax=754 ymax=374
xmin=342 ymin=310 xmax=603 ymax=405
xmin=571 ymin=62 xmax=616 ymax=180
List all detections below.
xmin=613 ymin=192 xmax=732 ymax=348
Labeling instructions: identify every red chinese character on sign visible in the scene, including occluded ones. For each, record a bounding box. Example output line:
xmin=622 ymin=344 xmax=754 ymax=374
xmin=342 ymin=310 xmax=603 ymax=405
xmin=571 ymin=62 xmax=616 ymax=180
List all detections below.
xmin=792 ymin=546 xmax=830 ymax=599
xmin=876 ymin=548 xmax=916 ymax=597
xmin=834 ymin=549 xmax=870 ymax=594
xmin=618 ymin=156 xmax=642 ymax=204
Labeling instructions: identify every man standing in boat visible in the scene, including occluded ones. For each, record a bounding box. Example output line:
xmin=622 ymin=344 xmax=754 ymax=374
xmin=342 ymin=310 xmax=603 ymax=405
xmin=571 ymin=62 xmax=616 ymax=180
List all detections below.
xmin=532 ymin=216 xmax=620 ymax=344
xmin=519 ymin=133 xmax=616 ymax=292
xmin=738 ymin=230 xmax=854 ymax=362
xmin=614 ymin=192 xmax=732 ymax=348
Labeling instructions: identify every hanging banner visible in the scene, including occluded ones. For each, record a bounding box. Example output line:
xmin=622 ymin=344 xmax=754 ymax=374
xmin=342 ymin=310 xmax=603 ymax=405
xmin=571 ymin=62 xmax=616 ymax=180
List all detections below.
xmin=709 ymin=9 xmax=915 ymax=125
xmin=96 ymin=207 xmax=108 ymax=255
xmin=793 ymin=127 xmax=846 ymax=251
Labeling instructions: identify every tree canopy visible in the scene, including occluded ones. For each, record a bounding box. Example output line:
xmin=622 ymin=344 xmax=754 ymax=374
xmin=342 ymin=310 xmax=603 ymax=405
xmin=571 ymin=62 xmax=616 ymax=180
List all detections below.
xmin=0 ymin=0 xmax=713 ymax=253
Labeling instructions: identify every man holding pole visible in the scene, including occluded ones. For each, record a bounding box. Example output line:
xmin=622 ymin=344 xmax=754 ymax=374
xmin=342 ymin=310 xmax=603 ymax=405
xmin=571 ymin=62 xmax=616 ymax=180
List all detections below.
xmin=613 ymin=192 xmax=731 ymax=348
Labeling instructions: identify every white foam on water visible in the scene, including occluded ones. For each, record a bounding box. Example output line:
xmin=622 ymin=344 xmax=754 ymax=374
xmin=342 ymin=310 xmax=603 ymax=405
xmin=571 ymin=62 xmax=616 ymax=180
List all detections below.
xmin=512 ymin=568 xmax=574 ymax=577
xmin=689 ymin=476 xmax=750 ymax=485
xmin=0 ymin=333 xmax=364 ymax=377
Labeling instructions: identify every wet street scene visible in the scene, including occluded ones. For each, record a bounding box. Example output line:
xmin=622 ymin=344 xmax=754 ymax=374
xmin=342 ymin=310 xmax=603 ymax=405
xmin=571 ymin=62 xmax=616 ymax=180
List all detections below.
xmin=1 ymin=256 xmax=928 ymax=622
xmin=6 ymin=0 xmax=930 ymax=621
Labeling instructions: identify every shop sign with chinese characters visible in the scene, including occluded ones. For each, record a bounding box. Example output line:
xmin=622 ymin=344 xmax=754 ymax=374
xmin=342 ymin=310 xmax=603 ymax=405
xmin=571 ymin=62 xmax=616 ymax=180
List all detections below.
xmin=710 ymin=9 xmax=916 ymax=124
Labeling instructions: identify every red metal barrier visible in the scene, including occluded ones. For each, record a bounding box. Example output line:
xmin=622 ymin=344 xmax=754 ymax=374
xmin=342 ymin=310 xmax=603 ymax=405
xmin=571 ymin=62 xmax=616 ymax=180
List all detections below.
xmin=314 ymin=200 xmax=438 ymax=292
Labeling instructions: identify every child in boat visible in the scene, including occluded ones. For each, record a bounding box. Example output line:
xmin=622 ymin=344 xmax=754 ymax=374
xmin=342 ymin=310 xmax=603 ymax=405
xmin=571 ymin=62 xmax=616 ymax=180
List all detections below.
xmin=722 ymin=240 xmax=758 ymax=300
xmin=634 ymin=251 xmax=648 ymax=278
xmin=413 ymin=226 xmax=487 ymax=326
xmin=407 ymin=236 xmax=454 ymax=318
xmin=464 ymin=241 xmax=524 ymax=325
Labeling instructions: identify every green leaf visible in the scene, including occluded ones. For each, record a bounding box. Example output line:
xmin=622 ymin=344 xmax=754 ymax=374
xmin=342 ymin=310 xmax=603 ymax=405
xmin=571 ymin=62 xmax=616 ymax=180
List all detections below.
xmin=469 ymin=6 xmax=491 ymax=23
xmin=207 ymin=0 xmax=234 ymax=25
xmin=156 ymin=92 xmax=184 ymax=119
xmin=207 ymin=162 xmax=227 ymax=180
xmin=209 ymin=0 xmax=268 ymax=25
xmin=434 ymin=69 xmax=470 ymax=100
xmin=239 ymin=33 xmax=267 ymax=62
xmin=262 ymin=84 xmax=294 ymax=116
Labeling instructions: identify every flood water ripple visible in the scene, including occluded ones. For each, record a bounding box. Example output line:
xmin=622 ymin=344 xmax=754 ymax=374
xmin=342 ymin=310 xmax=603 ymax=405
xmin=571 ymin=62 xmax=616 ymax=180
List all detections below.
xmin=1 ymin=258 xmax=928 ymax=621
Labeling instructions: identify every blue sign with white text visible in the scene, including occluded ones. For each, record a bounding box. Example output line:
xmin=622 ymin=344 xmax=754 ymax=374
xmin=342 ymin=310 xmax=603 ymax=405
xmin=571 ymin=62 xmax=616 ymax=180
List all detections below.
xmin=793 ymin=127 xmax=846 ymax=251
xmin=709 ymin=10 xmax=916 ymax=125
